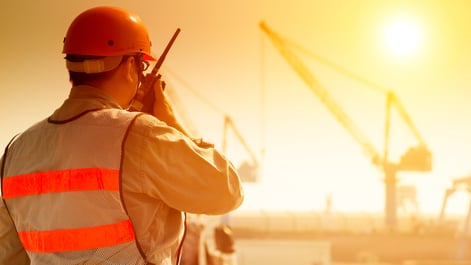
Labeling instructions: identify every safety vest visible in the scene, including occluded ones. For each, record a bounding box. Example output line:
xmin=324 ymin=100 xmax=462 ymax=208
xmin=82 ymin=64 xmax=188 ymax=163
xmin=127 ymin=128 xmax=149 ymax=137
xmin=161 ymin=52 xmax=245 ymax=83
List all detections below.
xmin=1 ymin=109 xmax=148 ymax=264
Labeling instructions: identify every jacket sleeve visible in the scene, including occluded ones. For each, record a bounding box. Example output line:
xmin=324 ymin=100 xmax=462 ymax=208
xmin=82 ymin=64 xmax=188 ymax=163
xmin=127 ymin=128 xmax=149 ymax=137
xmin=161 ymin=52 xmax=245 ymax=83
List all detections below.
xmin=0 ymin=199 xmax=30 ymax=265
xmin=125 ymin=115 xmax=244 ymax=215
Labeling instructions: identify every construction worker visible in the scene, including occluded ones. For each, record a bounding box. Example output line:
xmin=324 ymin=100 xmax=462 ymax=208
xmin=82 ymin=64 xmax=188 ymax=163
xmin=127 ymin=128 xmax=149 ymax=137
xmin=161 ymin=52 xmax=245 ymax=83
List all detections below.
xmin=0 ymin=6 xmax=244 ymax=265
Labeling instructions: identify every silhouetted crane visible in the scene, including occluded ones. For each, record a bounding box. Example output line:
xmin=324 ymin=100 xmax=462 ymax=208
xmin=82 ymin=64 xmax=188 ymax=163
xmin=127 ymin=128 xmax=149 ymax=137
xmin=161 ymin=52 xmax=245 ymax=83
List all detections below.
xmin=260 ymin=21 xmax=432 ymax=228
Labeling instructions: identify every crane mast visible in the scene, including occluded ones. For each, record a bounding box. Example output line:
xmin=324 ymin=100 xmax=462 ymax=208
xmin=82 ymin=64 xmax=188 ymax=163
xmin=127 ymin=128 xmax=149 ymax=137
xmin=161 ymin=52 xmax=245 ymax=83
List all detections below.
xmin=260 ymin=21 xmax=432 ymax=228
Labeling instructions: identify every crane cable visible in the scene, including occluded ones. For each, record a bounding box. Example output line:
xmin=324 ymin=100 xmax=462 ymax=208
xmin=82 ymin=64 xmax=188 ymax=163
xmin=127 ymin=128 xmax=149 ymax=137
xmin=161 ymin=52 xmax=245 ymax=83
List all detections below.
xmin=276 ymin=28 xmax=428 ymax=148
xmin=163 ymin=67 xmax=263 ymax=166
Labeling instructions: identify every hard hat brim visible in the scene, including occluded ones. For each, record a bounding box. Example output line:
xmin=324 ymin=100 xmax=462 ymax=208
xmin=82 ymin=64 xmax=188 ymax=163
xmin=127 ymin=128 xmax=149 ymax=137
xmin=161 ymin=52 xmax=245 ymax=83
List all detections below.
xmin=143 ymin=53 xmax=156 ymax=61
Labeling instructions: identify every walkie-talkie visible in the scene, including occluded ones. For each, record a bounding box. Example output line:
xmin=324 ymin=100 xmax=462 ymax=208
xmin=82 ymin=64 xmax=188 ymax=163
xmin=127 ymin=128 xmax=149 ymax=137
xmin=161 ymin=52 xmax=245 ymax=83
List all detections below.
xmin=131 ymin=28 xmax=181 ymax=113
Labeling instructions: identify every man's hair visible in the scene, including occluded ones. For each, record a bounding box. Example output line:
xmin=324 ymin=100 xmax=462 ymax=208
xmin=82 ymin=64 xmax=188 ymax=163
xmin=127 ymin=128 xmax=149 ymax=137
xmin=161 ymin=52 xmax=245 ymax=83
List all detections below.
xmin=66 ymin=55 xmax=126 ymax=86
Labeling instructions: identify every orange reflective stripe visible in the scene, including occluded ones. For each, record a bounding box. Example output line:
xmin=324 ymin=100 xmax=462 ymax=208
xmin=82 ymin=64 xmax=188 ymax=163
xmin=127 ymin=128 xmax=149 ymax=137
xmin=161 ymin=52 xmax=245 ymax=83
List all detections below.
xmin=2 ymin=168 xmax=119 ymax=199
xmin=18 ymin=220 xmax=135 ymax=252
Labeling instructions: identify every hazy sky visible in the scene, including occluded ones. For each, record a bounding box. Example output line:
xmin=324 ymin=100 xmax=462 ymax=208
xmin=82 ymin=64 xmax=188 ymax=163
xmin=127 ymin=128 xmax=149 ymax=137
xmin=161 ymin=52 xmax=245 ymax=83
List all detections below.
xmin=2 ymin=0 xmax=471 ymax=217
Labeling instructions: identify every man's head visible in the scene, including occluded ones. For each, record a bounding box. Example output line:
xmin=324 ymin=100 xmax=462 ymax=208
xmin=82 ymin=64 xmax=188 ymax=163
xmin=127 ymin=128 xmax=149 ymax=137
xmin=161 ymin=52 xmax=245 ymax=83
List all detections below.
xmin=63 ymin=6 xmax=154 ymax=106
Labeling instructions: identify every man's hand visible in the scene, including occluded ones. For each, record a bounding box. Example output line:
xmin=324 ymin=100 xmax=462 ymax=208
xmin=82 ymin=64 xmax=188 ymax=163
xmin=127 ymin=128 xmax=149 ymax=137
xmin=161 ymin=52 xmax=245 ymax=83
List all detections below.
xmin=139 ymin=74 xmax=190 ymax=137
xmin=129 ymin=73 xmax=157 ymax=114
xmin=137 ymin=74 xmax=213 ymax=147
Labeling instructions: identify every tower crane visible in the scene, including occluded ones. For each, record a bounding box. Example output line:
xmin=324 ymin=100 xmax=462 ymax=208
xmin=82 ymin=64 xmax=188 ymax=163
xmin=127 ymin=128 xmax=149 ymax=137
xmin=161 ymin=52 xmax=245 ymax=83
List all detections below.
xmin=222 ymin=115 xmax=259 ymax=182
xmin=164 ymin=68 xmax=260 ymax=183
xmin=260 ymin=21 xmax=432 ymax=228
xmin=438 ymin=175 xmax=471 ymax=259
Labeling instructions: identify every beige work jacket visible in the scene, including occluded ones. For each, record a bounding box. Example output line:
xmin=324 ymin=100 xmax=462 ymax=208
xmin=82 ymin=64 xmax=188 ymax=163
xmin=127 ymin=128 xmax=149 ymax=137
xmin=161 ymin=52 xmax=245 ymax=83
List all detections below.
xmin=0 ymin=85 xmax=244 ymax=265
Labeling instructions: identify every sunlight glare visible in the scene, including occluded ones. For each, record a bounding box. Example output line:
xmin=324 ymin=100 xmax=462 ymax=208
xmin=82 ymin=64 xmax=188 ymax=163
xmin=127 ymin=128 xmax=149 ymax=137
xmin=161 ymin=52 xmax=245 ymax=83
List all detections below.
xmin=383 ymin=16 xmax=423 ymax=58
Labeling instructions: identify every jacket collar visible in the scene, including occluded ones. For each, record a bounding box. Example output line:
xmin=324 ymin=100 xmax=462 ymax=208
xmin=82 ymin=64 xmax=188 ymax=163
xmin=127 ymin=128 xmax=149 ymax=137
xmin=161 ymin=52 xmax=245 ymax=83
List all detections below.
xmin=49 ymin=85 xmax=123 ymax=122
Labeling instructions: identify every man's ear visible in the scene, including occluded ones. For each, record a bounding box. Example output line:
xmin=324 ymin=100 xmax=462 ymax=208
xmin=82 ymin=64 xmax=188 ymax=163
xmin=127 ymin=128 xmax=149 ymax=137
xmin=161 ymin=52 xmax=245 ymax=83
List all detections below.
xmin=121 ymin=56 xmax=136 ymax=82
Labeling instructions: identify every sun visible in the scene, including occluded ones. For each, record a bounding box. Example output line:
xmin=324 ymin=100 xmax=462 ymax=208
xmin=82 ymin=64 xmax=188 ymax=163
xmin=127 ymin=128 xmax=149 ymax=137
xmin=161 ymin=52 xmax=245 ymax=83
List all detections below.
xmin=383 ymin=16 xmax=423 ymax=58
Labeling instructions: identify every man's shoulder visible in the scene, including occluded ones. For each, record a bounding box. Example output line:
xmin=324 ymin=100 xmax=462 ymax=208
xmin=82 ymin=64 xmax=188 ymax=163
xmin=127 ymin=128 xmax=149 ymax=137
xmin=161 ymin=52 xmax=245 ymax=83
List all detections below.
xmin=127 ymin=112 xmax=169 ymax=135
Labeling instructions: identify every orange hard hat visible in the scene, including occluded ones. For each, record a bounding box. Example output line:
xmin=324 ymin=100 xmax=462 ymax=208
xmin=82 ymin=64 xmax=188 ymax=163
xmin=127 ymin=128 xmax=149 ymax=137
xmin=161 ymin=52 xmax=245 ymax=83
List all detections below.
xmin=63 ymin=6 xmax=155 ymax=60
